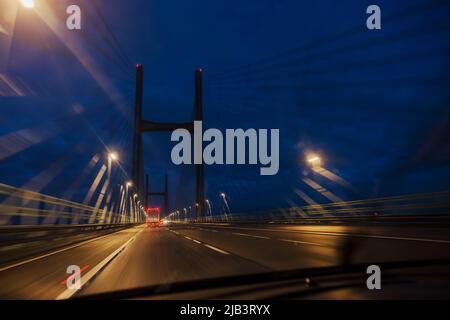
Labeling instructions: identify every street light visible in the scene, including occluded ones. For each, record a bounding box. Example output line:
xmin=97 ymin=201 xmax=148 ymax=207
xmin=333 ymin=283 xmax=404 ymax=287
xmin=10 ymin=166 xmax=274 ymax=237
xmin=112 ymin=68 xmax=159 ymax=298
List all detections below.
xmin=205 ymin=199 xmax=213 ymax=221
xmin=126 ymin=181 xmax=133 ymax=188
xmin=109 ymin=152 xmax=119 ymax=161
xmin=107 ymin=151 xmax=118 ymax=179
xmin=307 ymin=154 xmax=322 ymax=168
xmin=20 ymin=0 xmax=34 ymax=8
xmin=219 ymin=192 xmax=231 ymax=218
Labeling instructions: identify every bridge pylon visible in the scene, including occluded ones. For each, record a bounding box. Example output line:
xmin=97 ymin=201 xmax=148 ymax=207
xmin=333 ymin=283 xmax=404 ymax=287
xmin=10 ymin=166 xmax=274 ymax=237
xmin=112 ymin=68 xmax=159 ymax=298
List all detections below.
xmin=132 ymin=65 xmax=205 ymax=219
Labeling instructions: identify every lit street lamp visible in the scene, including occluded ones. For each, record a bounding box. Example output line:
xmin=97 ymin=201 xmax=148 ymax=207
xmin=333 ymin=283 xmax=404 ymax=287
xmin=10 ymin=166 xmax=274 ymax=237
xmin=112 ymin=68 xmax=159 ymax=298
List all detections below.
xmin=307 ymin=154 xmax=322 ymax=168
xmin=205 ymin=199 xmax=213 ymax=222
xmin=20 ymin=0 xmax=34 ymax=8
xmin=107 ymin=151 xmax=119 ymax=179
xmin=220 ymin=192 xmax=231 ymax=218
xmin=109 ymin=152 xmax=119 ymax=161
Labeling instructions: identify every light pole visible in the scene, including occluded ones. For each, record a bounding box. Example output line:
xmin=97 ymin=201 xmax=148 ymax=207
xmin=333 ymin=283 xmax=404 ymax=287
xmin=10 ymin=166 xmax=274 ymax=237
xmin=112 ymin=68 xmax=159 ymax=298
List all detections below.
xmin=220 ymin=192 xmax=231 ymax=220
xmin=103 ymin=152 xmax=119 ymax=223
xmin=132 ymin=193 xmax=138 ymax=223
xmin=205 ymin=199 xmax=213 ymax=222
xmin=108 ymin=151 xmax=118 ymax=180
xmin=195 ymin=203 xmax=200 ymax=221
xmin=119 ymin=181 xmax=131 ymax=223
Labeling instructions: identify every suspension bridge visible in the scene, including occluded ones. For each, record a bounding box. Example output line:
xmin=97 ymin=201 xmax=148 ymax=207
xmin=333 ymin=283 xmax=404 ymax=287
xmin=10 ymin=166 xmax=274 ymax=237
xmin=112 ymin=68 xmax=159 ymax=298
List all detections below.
xmin=1 ymin=0 xmax=450 ymax=299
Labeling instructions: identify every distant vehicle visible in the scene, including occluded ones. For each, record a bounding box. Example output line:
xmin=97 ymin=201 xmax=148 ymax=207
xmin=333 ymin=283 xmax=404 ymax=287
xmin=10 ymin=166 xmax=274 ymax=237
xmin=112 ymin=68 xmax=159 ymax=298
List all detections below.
xmin=146 ymin=207 xmax=161 ymax=227
xmin=146 ymin=220 xmax=160 ymax=228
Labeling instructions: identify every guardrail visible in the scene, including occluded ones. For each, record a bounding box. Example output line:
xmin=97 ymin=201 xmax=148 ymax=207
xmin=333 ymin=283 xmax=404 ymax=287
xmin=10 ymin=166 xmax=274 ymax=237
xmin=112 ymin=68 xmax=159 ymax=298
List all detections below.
xmin=0 ymin=223 xmax=142 ymax=246
xmin=0 ymin=182 xmax=144 ymax=225
xmin=186 ymin=214 xmax=450 ymax=225
xmin=0 ymin=223 xmax=143 ymax=268
xmin=176 ymin=190 xmax=450 ymax=224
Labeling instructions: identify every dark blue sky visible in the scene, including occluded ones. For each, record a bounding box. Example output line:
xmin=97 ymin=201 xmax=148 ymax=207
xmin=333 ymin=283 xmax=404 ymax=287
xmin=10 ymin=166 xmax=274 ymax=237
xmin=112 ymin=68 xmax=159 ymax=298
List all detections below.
xmin=1 ymin=0 xmax=450 ymax=215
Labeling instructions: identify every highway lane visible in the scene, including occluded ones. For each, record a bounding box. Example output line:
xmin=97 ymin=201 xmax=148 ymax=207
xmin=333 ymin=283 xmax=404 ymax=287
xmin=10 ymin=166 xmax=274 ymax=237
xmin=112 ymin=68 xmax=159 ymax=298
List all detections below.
xmin=81 ymin=225 xmax=270 ymax=295
xmin=1 ymin=221 xmax=450 ymax=299
xmin=172 ymin=223 xmax=450 ymax=268
xmin=79 ymin=222 xmax=450 ymax=297
xmin=0 ymin=225 xmax=144 ymax=299
xmin=0 ymin=225 xmax=136 ymax=269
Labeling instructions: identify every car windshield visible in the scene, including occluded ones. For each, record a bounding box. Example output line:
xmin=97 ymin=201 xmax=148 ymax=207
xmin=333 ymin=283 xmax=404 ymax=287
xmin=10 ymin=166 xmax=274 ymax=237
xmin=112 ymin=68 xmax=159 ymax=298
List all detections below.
xmin=1 ymin=0 xmax=450 ymax=300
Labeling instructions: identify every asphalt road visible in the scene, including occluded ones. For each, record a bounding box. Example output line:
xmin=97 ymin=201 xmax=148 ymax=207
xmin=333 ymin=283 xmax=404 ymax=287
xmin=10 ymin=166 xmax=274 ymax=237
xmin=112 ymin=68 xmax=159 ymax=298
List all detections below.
xmin=0 ymin=225 xmax=144 ymax=299
xmin=1 ymin=222 xmax=450 ymax=299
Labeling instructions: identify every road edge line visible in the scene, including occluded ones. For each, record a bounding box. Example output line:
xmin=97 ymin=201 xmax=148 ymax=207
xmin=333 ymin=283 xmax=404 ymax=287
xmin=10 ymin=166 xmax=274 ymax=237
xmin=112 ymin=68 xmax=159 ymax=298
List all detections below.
xmin=0 ymin=227 xmax=134 ymax=273
xmin=55 ymin=226 xmax=144 ymax=300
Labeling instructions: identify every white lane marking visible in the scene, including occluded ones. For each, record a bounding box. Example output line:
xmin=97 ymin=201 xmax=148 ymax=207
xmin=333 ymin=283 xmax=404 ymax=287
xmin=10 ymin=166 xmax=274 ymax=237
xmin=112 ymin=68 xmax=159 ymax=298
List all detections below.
xmin=278 ymin=239 xmax=325 ymax=246
xmin=170 ymin=229 xmax=229 ymax=254
xmin=201 ymin=226 xmax=450 ymax=244
xmin=203 ymin=244 xmax=229 ymax=255
xmin=168 ymin=229 xmax=202 ymax=244
xmin=232 ymin=232 xmax=271 ymax=240
xmin=0 ymin=229 xmax=130 ymax=273
xmin=56 ymin=227 xmax=144 ymax=300
xmin=197 ymin=227 xmax=324 ymax=246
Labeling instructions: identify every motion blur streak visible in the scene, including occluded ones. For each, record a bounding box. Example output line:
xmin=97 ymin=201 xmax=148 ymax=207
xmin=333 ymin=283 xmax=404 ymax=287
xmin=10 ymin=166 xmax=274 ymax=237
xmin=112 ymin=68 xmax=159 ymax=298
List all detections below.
xmin=302 ymin=178 xmax=343 ymax=203
xmin=312 ymin=167 xmax=359 ymax=195
xmin=0 ymin=121 xmax=66 ymax=160
xmin=32 ymin=1 xmax=130 ymax=119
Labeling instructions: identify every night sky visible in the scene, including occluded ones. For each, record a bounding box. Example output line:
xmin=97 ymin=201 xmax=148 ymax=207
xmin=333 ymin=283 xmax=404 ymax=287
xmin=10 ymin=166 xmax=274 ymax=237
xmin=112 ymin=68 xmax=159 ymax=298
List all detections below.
xmin=1 ymin=0 xmax=450 ymax=216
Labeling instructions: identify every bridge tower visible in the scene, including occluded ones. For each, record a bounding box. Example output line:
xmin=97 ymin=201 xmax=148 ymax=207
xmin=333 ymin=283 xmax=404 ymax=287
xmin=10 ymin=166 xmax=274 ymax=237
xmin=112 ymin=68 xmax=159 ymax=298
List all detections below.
xmin=132 ymin=65 xmax=205 ymax=218
xmin=145 ymin=173 xmax=169 ymax=218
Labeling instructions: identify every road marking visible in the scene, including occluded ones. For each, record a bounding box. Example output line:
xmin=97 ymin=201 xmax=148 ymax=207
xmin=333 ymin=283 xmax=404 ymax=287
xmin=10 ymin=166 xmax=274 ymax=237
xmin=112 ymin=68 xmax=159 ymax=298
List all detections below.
xmin=278 ymin=239 xmax=325 ymax=246
xmin=61 ymin=264 xmax=90 ymax=285
xmin=196 ymin=226 xmax=325 ymax=246
xmin=232 ymin=232 xmax=271 ymax=240
xmin=55 ymin=227 xmax=143 ymax=300
xmin=204 ymin=226 xmax=450 ymax=244
xmin=203 ymin=244 xmax=230 ymax=255
xmin=197 ymin=228 xmax=216 ymax=232
xmin=170 ymin=229 xmax=229 ymax=254
xmin=0 ymin=230 xmax=125 ymax=273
